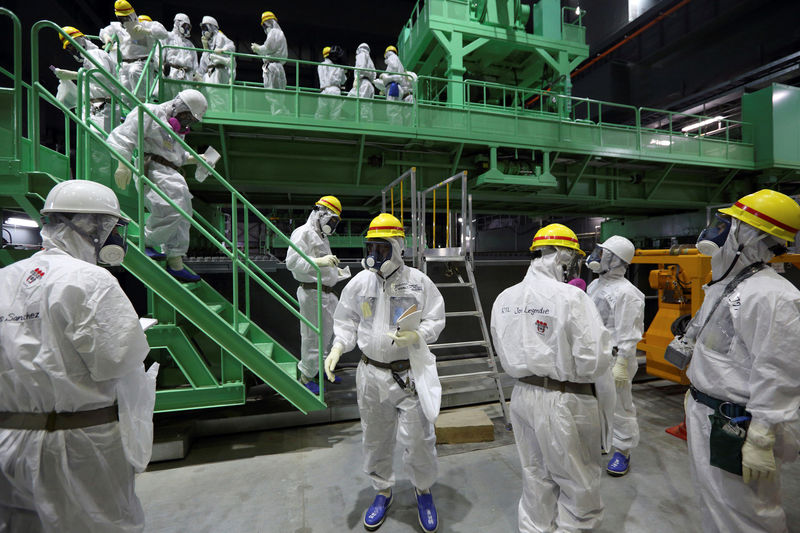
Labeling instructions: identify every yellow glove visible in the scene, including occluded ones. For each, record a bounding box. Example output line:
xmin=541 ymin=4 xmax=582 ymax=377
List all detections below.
xmin=742 ymin=421 xmax=777 ymax=484
xmin=612 ymin=356 xmax=630 ymax=387
xmin=313 ymin=254 xmax=339 ymax=268
xmin=114 ymin=161 xmax=132 ymax=190
xmin=250 ymin=43 xmax=261 ymax=54
xmin=324 ymin=343 xmax=344 ymax=383
xmin=387 ymin=330 xmax=419 ymax=348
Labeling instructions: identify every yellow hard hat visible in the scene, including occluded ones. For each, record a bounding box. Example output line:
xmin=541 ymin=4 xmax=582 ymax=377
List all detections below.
xmin=138 ymin=14 xmax=151 ymax=22
xmin=384 ymin=45 xmax=398 ymax=57
xmin=114 ymin=0 xmax=135 ymax=16
xmin=59 ymin=26 xmax=84 ymax=49
xmin=530 ymin=223 xmax=585 ymax=256
xmin=366 ymin=213 xmax=405 ymax=239
xmin=315 ymin=195 xmax=342 ymax=216
xmin=322 ymin=46 xmax=331 ymax=58
xmin=718 ymin=189 xmax=800 ymax=242
xmin=261 ymin=11 xmax=276 ymax=24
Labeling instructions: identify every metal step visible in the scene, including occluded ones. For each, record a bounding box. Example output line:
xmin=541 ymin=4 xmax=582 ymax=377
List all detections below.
xmin=237 ymin=322 xmax=251 ymax=336
xmin=445 ymin=310 xmax=482 ymax=318
xmin=435 ymin=282 xmax=473 ymax=288
xmin=252 ymin=342 xmax=274 ymax=359
xmin=429 ymin=340 xmax=488 ymax=350
xmin=208 ymin=304 xmax=224 ymax=314
xmin=438 ymin=370 xmax=497 ymax=380
xmin=424 ymin=255 xmax=467 ymax=262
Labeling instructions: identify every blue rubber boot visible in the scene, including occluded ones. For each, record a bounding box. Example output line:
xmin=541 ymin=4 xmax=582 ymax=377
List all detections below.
xmin=145 ymin=247 xmax=166 ymax=260
xmin=304 ymin=381 xmax=320 ymax=395
xmin=416 ymin=489 xmax=438 ymax=532
xmin=363 ymin=491 xmax=392 ymax=531
xmin=607 ymin=451 xmax=630 ymax=477
xmin=166 ymin=267 xmax=201 ymax=283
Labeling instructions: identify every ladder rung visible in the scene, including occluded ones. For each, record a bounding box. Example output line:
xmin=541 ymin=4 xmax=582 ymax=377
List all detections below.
xmin=435 ymin=282 xmax=473 ymax=288
xmin=429 ymin=340 xmax=487 ymax=350
xmin=439 ymin=370 xmax=497 ymax=380
xmin=445 ymin=311 xmax=481 ymax=318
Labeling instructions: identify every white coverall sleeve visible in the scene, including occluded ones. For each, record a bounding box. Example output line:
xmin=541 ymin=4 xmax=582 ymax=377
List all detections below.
xmin=52 ymin=274 xmax=149 ymax=381
xmin=262 ymin=31 xmax=283 ymax=58
xmin=568 ymin=292 xmax=612 ymax=380
xmin=332 ymin=280 xmax=361 ymax=352
xmin=145 ymin=21 xmax=169 ymax=41
xmin=106 ymin=106 xmax=151 ymax=161
xmin=384 ymin=55 xmax=406 ymax=84
xmin=744 ymin=296 xmax=800 ymax=426
xmin=99 ymin=24 xmax=119 ymax=45
xmin=285 ymin=230 xmax=324 ymax=279
xmin=418 ymin=276 xmax=446 ymax=344
xmin=613 ymin=291 xmax=644 ymax=359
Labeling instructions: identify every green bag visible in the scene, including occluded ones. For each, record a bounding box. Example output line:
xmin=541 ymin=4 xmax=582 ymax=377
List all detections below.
xmin=708 ymin=410 xmax=748 ymax=476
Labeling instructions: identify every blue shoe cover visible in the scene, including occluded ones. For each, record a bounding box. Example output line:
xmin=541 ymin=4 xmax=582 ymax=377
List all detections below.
xmin=607 ymin=451 xmax=630 ymax=476
xmin=416 ymin=491 xmax=438 ymax=532
xmin=304 ymin=381 xmax=320 ymax=395
xmin=364 ymin=492 xmax=392 ymax=531
xmin=331 ymin=374 xmax=342 ymax=384
xmin=166 ymin=267 xmax=201 ymax=283
xmin=145 ymin=247 xmax=166 ymax=260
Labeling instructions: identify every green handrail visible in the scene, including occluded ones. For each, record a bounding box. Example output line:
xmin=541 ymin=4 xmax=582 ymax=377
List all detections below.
xmin=30 ymin=19 xmax=328 ymax=399
xmin=0 ymin=8 xmax=22 ymax=161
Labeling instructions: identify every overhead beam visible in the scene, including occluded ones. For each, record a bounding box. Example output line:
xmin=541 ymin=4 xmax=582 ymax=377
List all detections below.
xmin=708 ymin=169 xmax=739 ymax=202
xmin=567 ymin=155 xmax=592 ymax=195
xmin=646 ymin=163 xmax=675 ymax=200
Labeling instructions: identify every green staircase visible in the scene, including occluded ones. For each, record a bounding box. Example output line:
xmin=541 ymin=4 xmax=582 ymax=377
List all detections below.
xmin=1 ymin=12 xmax=328 ymax=414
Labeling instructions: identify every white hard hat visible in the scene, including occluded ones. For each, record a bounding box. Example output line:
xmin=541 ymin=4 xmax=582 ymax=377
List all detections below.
xmin=175 ymin=13 xmax=190 ymax=24
xmin=41 ymin=180 xmax=123 ymax=219
xmin=599 ymin=235 xmax=635 ymax=264
xmin=201 ymin=16 xmax=218 ymax=27
xmin=357 ymin=42 xmax=370 ymax=53
xmin=177 ymin=89 xmax=208 ymax=120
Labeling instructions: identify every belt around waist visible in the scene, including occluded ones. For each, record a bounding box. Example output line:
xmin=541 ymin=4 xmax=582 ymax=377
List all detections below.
xmin=690 ymin=386 xmax=749 ymax=418
xmin=300 ymin=282 xmax=334 ymax=293
xmin=0 ymin=405 xmax=119 ymax=432
xmin=518 ymin=374 xmax=595 ymax=397
xmin=122 ymin=56 xmax=147 ymax=63
xmin=361 ymin=353 xmax=411 ymax=373
xmin=146 ymin=153 xmax=180 ymax=172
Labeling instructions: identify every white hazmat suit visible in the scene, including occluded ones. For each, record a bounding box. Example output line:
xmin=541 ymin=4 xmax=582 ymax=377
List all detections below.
xmin=686 ymin=219 xmax=800 ymax=533
xmin=100 ymin=18 xmax=168 ymax=101
xmin=383 ymin=51 xmax=407 ymax=125
xmin=587 ymin=263 xmax=644 ymax=454
xmin=348 ymin=43 xmax=376 ymax=121
xmin=0 ymin=215 xmax=153 ymax=532
xmin=316 ymin=57 xmax=347 ymax=120
xmin=199 ymin=23 xmax=235 ymax=86
xmin=252 ymin=20 xmax=287 ymax=91
xmin=107 ymin=98 xmax=193 ymax=258
xmin=286 ymin=209 xmax=340 ymax=381
xmin=332 ymin=244 xmax=445 ymax=491
xmin=164 ymin=14 xmax=198 ymax=82
xmin=491 ymin=251 xmax=612 ymax=533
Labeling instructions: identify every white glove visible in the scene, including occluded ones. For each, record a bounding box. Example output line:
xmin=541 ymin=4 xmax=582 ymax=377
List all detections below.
xmin=387 ymin=330 xmax=419 ymax=348
xmin=54 ymin=68 xmax=78 ymax=81
xmin=742 ymin=421 xmax=777 ymax=483
xmin=130 ymin=24 xmax=151 ymax=38
xmin=201 ymin=35 xmax=209 ymax=48
xmin=184 ymin=154 xmax=206 ymax=166
xmin=193 ymin=72 xmax=203 ymax=82
xmin=612 ymin=356 xmax=630 ymax=387
xmin=324 ymin=343 xmax=344 ymax=383
xmin=313 ymin=254 xmax=339 ymax=268
xmin=250 ymin=43 xmax=261 ymax=54
xmin=114 ymin=161 xmax=132 ymax=190
xmin=214 ymin=49 xmax=228 ymax=55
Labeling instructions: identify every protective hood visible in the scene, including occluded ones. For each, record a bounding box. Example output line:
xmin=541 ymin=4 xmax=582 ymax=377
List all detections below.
xmin=41 ymin=213 xmax=118 ymax=265
xmin=709 ymin=219 xmax=777 ymax=285
xmin=530 ymin=246 xmax=580 ymax=282
xmin=598 ymin=252 xmax=626 ymax=280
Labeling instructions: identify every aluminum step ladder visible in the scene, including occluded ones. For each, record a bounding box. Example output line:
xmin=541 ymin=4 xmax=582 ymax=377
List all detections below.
xmin=423 ymin=250 xmax=510 ymax=425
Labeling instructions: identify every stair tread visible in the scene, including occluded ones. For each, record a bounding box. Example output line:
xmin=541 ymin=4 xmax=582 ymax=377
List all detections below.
xmin=253 ymin=342 xmax=274 ymax=358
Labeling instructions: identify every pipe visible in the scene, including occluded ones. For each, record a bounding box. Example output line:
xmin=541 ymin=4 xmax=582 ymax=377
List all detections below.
xmin=634 ymin=246 xmax=700 ymax=256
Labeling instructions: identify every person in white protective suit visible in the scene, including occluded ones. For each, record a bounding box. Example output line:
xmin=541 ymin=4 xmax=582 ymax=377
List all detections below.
xmin=286 ymin=196 xmax=346 ymax=394
xmin=316 ymin=46 xmax=347 ymax=120
xmin=324 ymin=213 xmax=445 ymax=533
xmin=107 ymin=89 xmax=209 ymax=283
xmin=250 ymin=11 xmax=288 ymax=115
xmin=0 ymin=180 xmax=157 ymax=533
xmin=585 ymin=235 xmax=644 ymax=476
xmin=380 ymin=46 xmax=408 ymax=125
xmin=680 ymin=189 xmax=800 ymax=533
xmin=99 ymin=0 xmax=168 ymax=102
xmin=491 ymin=223 xmax=612 ymax=533
xmin=198 ymin=16 xmax=235 ymax=85
xmin=348 ymin=42 xmax=376 ymax=122
xmin=163 ymin=13 xmax=198 ymax=84
xmin=54 ymin=26 xmax=117 ymax=132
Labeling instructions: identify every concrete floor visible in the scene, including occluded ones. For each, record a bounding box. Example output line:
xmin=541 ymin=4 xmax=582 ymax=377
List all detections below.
xmin=137 ymin=380 xmax=800 ymax=532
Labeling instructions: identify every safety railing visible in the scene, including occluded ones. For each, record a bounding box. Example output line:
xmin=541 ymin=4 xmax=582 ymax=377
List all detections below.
xmin=561 ymin=6 xmax=587 ymax=43
xmin=0 ymin=8 xmax=22 ymax=161
xmin=31 ymin=20 xmax=328 ymax=400
xmin=380 ymin=168 xmax=419 ymax=267
xmin=417 ymin=171 xmax=470 ymax=265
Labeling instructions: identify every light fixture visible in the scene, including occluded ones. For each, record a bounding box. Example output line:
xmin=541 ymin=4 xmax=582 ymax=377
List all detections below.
xmin=649 ymin=138 xmax=671 ymax=147
xmin=458 ymin=217 xmax=464 ymax=223
xmin=575 ymin=6 xmax=581 ymax=15
xmin=681 ymin=116 xmax=724 ymax=133
xmin=5 ymin=217 xmax=39 ymax=228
